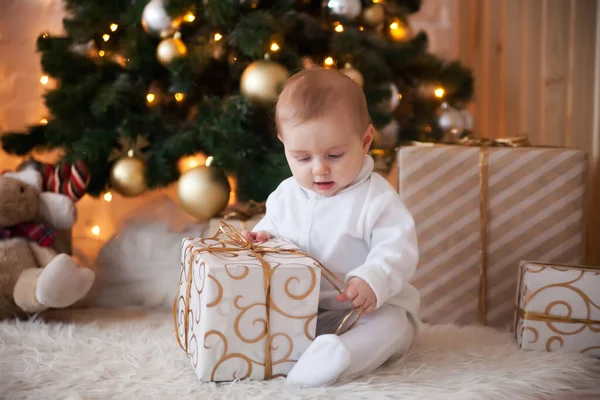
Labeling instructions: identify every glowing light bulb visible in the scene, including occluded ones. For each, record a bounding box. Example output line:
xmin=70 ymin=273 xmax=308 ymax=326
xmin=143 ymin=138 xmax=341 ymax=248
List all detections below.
xmin=324 ymin=57 xmax=335 ymax=67
xmin=127 ymin=149 xmax=134 ymax=157
xmin=146 ymin=93 xmax=156 ymax=103
xmin=174 ymin=92 xmax=184 ymax=102
xmin=40 ymin=75 xmax=49 ymax=85
xmin=390 ymin=20 xmax=409 ymax=41
xmin=205 ymin=156 xmax=214 ymax=167
xmin=91 ymin=226 xmax=101 ymax=236
xmin=434 ymin=87 xmax=445 ymax=98
xmin=110 ymin=23 xmax=118 ymax=32
xmin=98 ymin=50 xmax=106 ymax=57
xmin=184 ymin=13 xmax=195 ymax=22
xmin=335 ymin=24 xmax=344 ymax=33
xmin=214 ymin=33 xmax=223 ymax=42
xmin=103 ymin=34 xmax=110 ymax=42
xmin=103 ymin=192 xmax=113 ymax=202
xmin=40 ymin=118 xmax=48 ymax=125
xmin=270 ymin=42 xmax=280 ymax=52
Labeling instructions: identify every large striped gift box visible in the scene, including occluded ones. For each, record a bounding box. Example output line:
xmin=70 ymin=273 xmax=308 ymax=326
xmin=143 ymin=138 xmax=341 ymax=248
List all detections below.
xmin=397 ymin=144 xmax=588 ymax=328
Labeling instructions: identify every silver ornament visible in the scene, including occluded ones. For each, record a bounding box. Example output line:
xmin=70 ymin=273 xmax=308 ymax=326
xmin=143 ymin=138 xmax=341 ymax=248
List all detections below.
xmin=324 ymin=0 xmax=362 ymax=20
xmin=379 ymin=119 xmax=400 ymax=148
xmin=438 ymin=103 xmax=466 ymax=133
xmin=387 ymin=83 xmax=401 ymax=111
xmin=142 ymin=0 xmax=182 ymax=38
xmin=460 ymin=109 xmax=473 ymax=130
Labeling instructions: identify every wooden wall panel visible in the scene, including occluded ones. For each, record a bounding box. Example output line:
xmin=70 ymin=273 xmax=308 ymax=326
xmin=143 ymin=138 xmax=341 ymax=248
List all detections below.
xmin=454 ymin=0 xmax=600 ymax=264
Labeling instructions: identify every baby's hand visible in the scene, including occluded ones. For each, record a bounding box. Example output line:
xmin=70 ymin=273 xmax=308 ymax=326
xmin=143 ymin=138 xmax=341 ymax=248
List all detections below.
xmin=240 ymin=230 xmax=271 ymax=243
xmin=336 ymin=277 xmax=377 ymax=314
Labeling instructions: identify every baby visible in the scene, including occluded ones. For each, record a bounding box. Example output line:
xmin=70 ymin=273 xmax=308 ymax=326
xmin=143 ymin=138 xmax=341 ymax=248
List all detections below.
xmin=242 ymin=68 xmax=420 ymax=387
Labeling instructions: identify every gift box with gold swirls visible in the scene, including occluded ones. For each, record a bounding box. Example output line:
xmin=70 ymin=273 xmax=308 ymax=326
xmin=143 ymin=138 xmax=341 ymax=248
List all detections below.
xmin=515 ymin=261 xmax=600 ymax=357
xmin=173 ymin=234 xmax=321 ymax=381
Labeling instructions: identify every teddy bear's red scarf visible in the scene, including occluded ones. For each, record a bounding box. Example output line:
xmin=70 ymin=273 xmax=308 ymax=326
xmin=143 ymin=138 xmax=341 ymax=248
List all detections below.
xmin=0 ymin=222 xmax=56 ymax=247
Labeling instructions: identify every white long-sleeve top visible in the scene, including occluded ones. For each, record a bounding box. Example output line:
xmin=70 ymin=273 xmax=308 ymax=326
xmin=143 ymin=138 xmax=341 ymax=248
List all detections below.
xmin=253 ymin=156 xmax=420 ymax=319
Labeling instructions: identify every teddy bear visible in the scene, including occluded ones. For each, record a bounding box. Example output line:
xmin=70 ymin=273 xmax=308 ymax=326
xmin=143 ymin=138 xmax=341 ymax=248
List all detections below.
xmin=0 ymin=167 xmax=95 ymax=319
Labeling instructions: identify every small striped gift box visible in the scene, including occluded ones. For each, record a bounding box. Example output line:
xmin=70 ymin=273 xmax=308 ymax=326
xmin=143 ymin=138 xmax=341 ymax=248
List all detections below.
xmin=397 ymin=143 xmax=588 ymax=328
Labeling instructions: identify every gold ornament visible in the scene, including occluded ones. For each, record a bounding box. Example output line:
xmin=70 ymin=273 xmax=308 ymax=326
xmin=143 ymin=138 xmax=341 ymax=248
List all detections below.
xmin=340 ymin=63 xmax=364 ymax=87
xmin=157 ymin=37 xmax=188 ymax=66
xmin=240 ymin=58 xmax=290 ymax=107
xmin=177 ymin=165 xmax=231 ymax=221
xmin=109 ymin=156 xmax=148 ymax=197
xmin=142 ymin=0 xmax=182 ymax=38
xmin=363 ymin=4 xmax=385 ymax=27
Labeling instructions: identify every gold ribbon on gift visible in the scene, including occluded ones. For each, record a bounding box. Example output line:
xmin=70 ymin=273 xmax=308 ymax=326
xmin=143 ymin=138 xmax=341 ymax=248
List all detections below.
xmin=172 ymin=221 xmax=362 ymax=380
xmin=404 ymin=134 xmax=531 ymax=325
xmin=517 ymin=308 xmax=600 ymax=325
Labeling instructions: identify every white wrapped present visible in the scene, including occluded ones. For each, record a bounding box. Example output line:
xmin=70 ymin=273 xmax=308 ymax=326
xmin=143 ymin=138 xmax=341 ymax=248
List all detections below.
xmin=173 ymin=223 xmax=336 ymax=381
xmin=515 ymin=261 xmax=600 ymax=357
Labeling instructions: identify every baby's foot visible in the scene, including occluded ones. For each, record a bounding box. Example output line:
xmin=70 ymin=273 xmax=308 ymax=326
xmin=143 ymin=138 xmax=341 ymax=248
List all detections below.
xmin=36 ymin=254 xmax=95 ymax=308
xmin=286 ymin=334 xmax=350 ymax=387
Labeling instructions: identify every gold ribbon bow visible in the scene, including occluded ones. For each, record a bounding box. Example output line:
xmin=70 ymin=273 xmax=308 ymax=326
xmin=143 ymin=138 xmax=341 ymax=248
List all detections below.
xmin=173 ymin=221 xmax=362 ymax=380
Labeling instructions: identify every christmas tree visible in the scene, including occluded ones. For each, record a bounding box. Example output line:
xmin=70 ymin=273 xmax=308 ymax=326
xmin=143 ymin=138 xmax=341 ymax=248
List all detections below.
xmin=1 ymin=0 xmax=473 ymax=219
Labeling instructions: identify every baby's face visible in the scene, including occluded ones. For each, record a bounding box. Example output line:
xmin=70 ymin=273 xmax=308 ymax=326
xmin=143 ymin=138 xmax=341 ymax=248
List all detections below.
xmin=279 ymin=115 xmax=373 ymax=197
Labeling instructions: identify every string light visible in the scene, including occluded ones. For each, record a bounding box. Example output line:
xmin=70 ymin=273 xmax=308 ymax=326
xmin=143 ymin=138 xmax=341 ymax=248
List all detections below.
xmin=214 ymin=33 xmax=223 ymax=42
xmin=178 ymin=153 xmax=207 ymax=173
xmin=434 ymin=87 xmax=445 ymax=98
xmin=103 ymin=34 xmax=110 ymax=42
xmin=372 ymin=0 xmax=383 ymax=3
xmin=40 ymin=75 xmax=49 ymax=85
xmin=110 ymin=23 xmax=118 ymax=32
xmin=323 ymin=57 xmax=335 ymax=67
xmin=40 ymin=118 xmax=48 ymax=125
xmin=270 ymin=42 xmax=280 ymax=52
xmin=205 ymin=156 xmax=214 ymax=167
xmin=91 ymin=225 xmax=101 ymax=236
xmin=146 ymin=93 xmax=156 ymax=104
xmin=103 ymin=192 xmax=113 ymax=202
xmin=174 ymin=31 xmax=182 ymax=40
xmin=359 ymin=26 xmax=364 ymax=31
xmin=174 ymin=92 xmax=184 ymax=102
xmin=334 ymin=23 xmax=344 ymax=33
xmin=184 ymin=12 xmax=195 ymax=22
xmin=127 ymin=149 xmax=135 ymax=157
xmin=98 ymin=50 xmax=106 ymax=57
xmin=41 ymin=32 xmax=49 ymax=39
xmin=390 ymin=20 xmax=409 ymax=41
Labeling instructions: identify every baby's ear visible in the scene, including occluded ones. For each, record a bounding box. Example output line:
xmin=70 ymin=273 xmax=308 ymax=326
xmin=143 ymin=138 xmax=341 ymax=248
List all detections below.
xmin=362 ymin=124 xmax=375 ymax=152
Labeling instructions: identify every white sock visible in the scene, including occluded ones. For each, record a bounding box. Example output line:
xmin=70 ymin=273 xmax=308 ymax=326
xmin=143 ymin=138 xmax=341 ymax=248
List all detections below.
xmin=286 ymin=334 xmax=351 ymax=387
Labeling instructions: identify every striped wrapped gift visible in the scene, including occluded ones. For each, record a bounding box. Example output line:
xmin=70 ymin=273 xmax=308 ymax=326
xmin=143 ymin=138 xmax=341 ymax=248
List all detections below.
xmin=397 ymin=143 xmax=588 ymax=328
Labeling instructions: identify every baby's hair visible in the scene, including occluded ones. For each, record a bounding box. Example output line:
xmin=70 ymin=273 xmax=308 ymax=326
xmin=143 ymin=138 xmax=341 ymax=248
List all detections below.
xmin=275 ymin=68 xmax=372 ymax=135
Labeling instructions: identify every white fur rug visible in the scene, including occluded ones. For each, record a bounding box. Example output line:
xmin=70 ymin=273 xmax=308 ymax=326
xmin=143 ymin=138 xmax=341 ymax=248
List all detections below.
xmin=0 ymin=310 xmax=598 ymax=400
